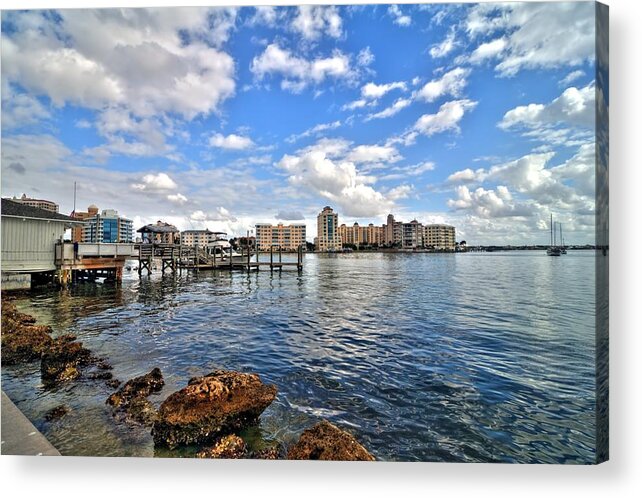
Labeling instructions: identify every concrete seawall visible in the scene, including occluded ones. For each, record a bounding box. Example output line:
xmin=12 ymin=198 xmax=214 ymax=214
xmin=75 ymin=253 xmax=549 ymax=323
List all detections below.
xmin=1 ymin=391 xmax=61 ymax=456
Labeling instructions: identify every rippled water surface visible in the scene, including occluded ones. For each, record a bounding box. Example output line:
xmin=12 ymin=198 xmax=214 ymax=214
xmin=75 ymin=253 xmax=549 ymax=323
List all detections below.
xmin=2 ymin=252 xmax=599 ymax=462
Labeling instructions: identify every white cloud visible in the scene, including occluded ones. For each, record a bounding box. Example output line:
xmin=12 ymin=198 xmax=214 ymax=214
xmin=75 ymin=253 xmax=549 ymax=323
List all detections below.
xmin=341 ymin=99 xmax=369 ymax=111
xmin=365 ymin=98 xmax=412 ymax=121
xmin=380 ymin=161 xmax=435 ymax=181
xmin=167 ymin=193 xmax=188 ymax=205
xmin=1 ymin=9 xmax=236 ymax=120
xmin=345 ymin=145 xmax=402 ymax=164
xmin=250 ymin=43 xmax=354 ymax=92
xmin=415 ymin=67 xmax=471 ymax=102
xmin=447 ymin=185 xmax=533 ymax=218
xmin=209 ymin=133 xmax=255 ymax=150
xmin=429 ymin=30 xmax=457 ymax=58
xmin=132 ymin=172 xmax=178 ymax=192
xmin=291 ymin=5 xmax=343 ymax=40
xmin=361 ymin=81 xmax=407 ymax=99
xmin=388 ymin=5 xmax=411 ymax=27
xmin=287 ymin=120 xmax=342 ymax=143
xmin=1 ymin=85 xmax=51 ymax=129
xmin=447 ymin=168 xmax=486 ymax=184
xmin=560 ymin=70 xmax=586 ymax=86
xmin=465 ymin=2 xmax=595 ymax=76
xmin=468 ymin=37 xmax=507 ymax=64
xmin=414 ymin=99 xmax=478 ymax=137
xmin=357 ymin=47 xmax=375 ymax=67
xmin=499 ymin=83 xmax=595 ymax=142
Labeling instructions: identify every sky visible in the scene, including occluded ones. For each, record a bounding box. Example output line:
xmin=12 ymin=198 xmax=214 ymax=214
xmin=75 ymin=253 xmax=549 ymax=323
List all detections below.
xmin=0 ymin=2 xmax=601 ymax=245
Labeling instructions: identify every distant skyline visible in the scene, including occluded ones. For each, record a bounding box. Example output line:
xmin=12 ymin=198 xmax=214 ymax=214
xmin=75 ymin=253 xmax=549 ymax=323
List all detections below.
xmin=1 ymin=3 xmax=599 ymax=244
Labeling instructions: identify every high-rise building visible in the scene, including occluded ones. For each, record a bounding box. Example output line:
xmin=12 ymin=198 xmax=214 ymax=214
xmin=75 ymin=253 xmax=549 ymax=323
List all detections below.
xmin=316 ymin=206 xmax=341 ymax=251
xmin=384 ymin=214 xmax=402 ymax=246
xmin=71 ymin=204 xmax=99 ymax=242
xmin=180 ymin=229 xmax=226 ymax=247
xmin=8 ymin=193 xmax=59 ymax=213
xmin=83 ymin=208 xmax=133 ymax=243
xmin=338 ymin=222 xmax=384 ymax=247
xmin=424 ymin=224 xmax=456 ymax=250
xmin=402 ymin=220 xmax=424 ymax=249
xmin=255 ymin=223 xmax=306 ymax=251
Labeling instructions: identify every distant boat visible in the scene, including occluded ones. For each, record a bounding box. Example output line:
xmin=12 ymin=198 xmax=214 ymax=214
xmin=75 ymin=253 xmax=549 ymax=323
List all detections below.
xmin=547 ymin=214 xmax=562 ymax=256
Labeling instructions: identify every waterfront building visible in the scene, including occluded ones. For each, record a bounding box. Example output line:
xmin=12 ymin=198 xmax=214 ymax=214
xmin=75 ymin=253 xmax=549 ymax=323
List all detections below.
xmin=424 ymin=224 xmax=456 ymax=250
xmin=316 ymin=206 xmax=342 ymax=251
xmin=137 ymin=221 xmax=180 ymax=244
xmin=402 ymin=220 xmax=424 ymax=249
xmin=338 ymin=222 xmax=384 ymax=247
xmin=7 ymin=193 xmax=59 ymax=213
xmin=384 ymin=214 xmax=402 ymax=246
xmin=180 ymin=229 xmax=226 ymax=248
xmin=83 ymin=208 xmax=133 ymax=243
xmin=255 ymin=223 xmax=306 ymax=251
xmin=1 ymin=199 xmax=80 ymax=290
xmin=71 ymin=204 xmax=99 ymax=242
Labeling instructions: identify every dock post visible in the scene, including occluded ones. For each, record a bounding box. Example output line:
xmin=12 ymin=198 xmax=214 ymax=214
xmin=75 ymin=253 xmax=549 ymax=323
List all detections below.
xmin=298 ymin=244 xmax=303 ymax=272
xmin=279 ymin=246 xmax=282 ymax=271
xmin=247 ymin=244 xmax=251 ymax=272
xmin=270 ymin=246 xmax=273 ymax=271
xmin=229 ymin=245 xmax=233 ymax=270
xmin=138 ymin=244 xmax=142 ymax=278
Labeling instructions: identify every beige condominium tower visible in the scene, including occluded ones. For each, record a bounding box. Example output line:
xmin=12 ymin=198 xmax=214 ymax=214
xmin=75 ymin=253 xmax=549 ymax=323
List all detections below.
xmin=316 ymin=206 xmax=342 ymax=251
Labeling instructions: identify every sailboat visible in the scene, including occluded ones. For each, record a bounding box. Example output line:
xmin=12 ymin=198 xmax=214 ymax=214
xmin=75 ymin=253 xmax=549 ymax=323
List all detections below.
xmin=547 ymin=214 xmax=562 ymax=256
xmin=559 ymin=223 xmax=567 ymax=254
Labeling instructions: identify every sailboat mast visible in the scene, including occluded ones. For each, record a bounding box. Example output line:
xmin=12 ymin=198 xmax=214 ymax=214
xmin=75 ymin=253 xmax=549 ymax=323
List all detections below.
xmin=550 ymin=214 xmax=553 ymax=246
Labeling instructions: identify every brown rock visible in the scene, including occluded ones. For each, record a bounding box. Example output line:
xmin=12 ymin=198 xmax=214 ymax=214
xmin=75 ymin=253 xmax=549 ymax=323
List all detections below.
xmin=287 ymin=420 xmax=375 ymax=461
xmin=106 ymin=367 xmax=164 ymax=408
xmin=41 ymin=337 xmax=92 ymax=383
xmin=44 ymin=405 xmax=70 ymax=421
xmin=1 ymin=300 xmax=54 ymax=364
xmin=249 ymin=444 xmax=284 ymax=460
xmin=152 ymin=370 xmax=277 ymax=449
xmin=106 ymin=368 xmax=164 ymax=427
xmin=106 ymin=379 xmax=121 ymax=389
xmin=196 ymin=435 xmax=247 ymax=459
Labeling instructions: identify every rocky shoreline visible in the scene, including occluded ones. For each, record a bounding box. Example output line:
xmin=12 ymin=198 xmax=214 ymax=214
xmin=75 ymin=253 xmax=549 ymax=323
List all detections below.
xmin=1 ymin=297 xmax=375 ymax=461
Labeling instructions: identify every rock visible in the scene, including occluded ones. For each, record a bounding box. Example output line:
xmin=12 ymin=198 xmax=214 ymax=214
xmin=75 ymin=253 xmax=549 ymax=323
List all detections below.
xmin=106 ymin=379 xmax=121 ymax=389
xmin=41 ymin=337 xmax=92 ymax=383
xmin=196 ymin=435 xmax=247 ymax=459
xmin=1 ymin=323 xmax=54 ymax=364
xmin=44 ymin=405 xmax=70 ymax=421
xmin=249 ymin=444 xmax=284 ymax=460
xmin=87 ymin=371 xmax=113 ymax=380
xmin=106 ymin=368 xmax=164 ymax=427
xmin=152 ymin=370 xmax=277 ymax=449
xmin=287 ymin=420 xmax=375 ymax=461
xmin=1 ymin=300 xmax=54 ymax=364
xmin=126 ymin=397 xmax=159 ymax=426
xmin=106 ymin=367 xmax=164 ymax=408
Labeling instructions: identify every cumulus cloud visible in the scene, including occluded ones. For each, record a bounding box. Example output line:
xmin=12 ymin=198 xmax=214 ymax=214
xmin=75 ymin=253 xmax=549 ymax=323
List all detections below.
xmin=250 ymin=43 xmax=355 ymax=93
xmin=361 ymin=81 xmax=407 ymax=99
xmin=468 ymin=37 xmax=507 ymax=64
xmin=167 ymin=193 xmax=188 ymax=204
xmin=132 ymin=173 xmax=178 ymax=192
xmin=447 ymin=184 xmax=533 ymax=218
xmin=560 ymin=70 xmax=586 ymax=87
xmin=388 ymin=5 xmax=411 ymax=27
xmin=414 ymin=99 xmax=478 ymax=137
xmin=345 ymin=145 xmax=402 ymax=164
xmin=415 ymin=67 xmax=471 ymax=102
xmin=465 ymin=2 xmax=595 ymax=76
xmin=291 ymin=5 xmax=343 ymax=40
xmin=1 ymin=84 xmax=51 ymax=129
xmin=209 ymin=133 xmax=255 ymax=150
xmin=1 ymin=9 xmax=236 ymax=120
xmin=499 ymin=83 xmax=595 ymax=147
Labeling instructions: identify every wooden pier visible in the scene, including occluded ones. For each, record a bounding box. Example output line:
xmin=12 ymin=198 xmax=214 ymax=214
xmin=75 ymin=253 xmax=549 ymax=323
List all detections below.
xmin=135 ymin=243 xmax=304 ymax=276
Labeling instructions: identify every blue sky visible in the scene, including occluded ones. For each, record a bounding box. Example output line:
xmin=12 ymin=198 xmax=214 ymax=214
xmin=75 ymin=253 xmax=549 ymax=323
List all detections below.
xmin=1 ymin=2 xmax=600 ymax=244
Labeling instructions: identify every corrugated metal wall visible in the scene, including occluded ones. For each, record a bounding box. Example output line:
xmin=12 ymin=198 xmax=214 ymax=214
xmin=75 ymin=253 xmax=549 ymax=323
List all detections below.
xmin=1 ymin=217 xmax=67 ymax=271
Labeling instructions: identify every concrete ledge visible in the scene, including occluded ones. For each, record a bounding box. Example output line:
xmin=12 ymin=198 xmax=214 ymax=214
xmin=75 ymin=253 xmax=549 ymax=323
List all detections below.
xmin=1 ymin=391 xmax=61 ymax=456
